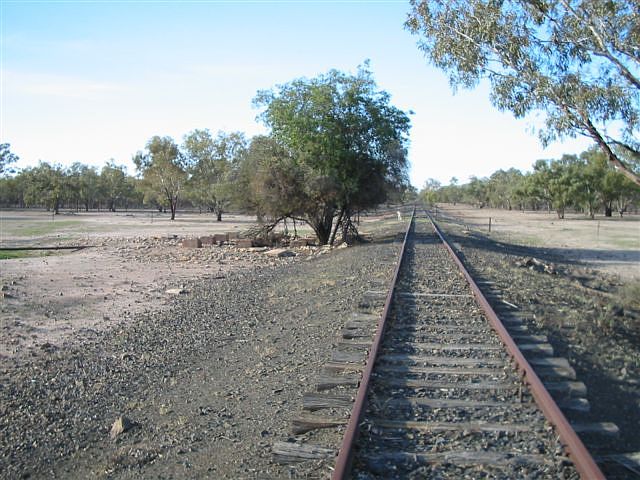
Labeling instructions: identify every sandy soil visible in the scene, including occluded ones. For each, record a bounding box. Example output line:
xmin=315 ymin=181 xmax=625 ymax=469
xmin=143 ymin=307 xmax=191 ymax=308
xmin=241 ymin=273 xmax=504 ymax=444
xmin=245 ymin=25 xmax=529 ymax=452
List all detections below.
xmin=436 ymin=204 xmax=640 ymax=280
xmin=0 ymin=209 xmax=392 ymax=361
xmin=0 ymin=210 xmax=312 ymax=360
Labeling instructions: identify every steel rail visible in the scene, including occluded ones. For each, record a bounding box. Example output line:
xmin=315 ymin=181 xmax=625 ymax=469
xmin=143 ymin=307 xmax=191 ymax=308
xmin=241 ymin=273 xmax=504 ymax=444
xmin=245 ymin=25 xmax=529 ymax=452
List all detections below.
xmin=331 ymin=207 xmax=415 ymax=480
xmin=427 ymin=211 xmax=605 ymax=480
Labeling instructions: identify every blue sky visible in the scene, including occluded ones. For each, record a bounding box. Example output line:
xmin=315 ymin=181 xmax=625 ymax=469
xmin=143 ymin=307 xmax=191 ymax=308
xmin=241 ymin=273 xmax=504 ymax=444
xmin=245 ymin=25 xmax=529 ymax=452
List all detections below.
xmin=1 ymin=0 xmax=593 ymax=187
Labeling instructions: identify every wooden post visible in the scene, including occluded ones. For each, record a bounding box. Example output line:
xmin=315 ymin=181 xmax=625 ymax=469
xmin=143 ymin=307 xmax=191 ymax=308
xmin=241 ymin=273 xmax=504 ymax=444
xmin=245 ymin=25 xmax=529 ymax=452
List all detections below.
xmin=489 ymin=217 xmax=492 ymax=232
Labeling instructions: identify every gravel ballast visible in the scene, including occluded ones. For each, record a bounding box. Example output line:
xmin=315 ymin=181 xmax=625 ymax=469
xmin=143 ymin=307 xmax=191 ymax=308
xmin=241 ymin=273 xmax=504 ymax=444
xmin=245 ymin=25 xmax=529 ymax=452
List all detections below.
xmin=435 ymin=209 xmax=640 ymax=479
xmin=0 ymin=222 xmax=404 ymax=479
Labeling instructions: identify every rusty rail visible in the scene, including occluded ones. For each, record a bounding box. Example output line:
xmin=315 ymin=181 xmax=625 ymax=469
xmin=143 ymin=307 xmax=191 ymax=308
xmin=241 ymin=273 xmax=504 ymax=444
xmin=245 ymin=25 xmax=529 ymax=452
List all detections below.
xmin=331 ymin=207 xmax=415 ymax=479
xmin=428 ymin=211 xmax=605 ymax=480
xmin=331 ymin=209 xmax=605 ymax=480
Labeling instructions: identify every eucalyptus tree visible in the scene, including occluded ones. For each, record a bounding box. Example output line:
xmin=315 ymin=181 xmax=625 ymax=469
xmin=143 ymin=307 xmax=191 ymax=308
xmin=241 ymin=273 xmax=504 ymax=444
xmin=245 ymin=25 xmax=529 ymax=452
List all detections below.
xmin=0 ymin=175 xmax=25 ymax=207
xmin=133 ymin=136 xmax=187 ymax=220
xmin=254 ymin=64 xmax=411 ymax=244
xmin=183 ymin=129 xmax=247 ymax=221
xmin=575 ymin=149 xmax=608 ymax=218
xmin=487 ymin=168 xmax=524 ymax=210
xmin=22 ymin=162 xmax=68 ymax=214
xmin=406 ymin=0 xmax=640 ymax=185
xmin=100 ymin=161 xmax=132 ymax=212
xmin=420 ymin=178 xmax=441 ymax=205
xmin=69 ymin=163 xmax=100 ymax=211
xmin=465 ymin=176 xmax=490 ymax=208
xmin=588 ymin=148 xmax=640 ymax=216
xmin=529 ymin=156 xmax=583 ymax=218
xmin=0 ymin=143 xmax=19 ymax=176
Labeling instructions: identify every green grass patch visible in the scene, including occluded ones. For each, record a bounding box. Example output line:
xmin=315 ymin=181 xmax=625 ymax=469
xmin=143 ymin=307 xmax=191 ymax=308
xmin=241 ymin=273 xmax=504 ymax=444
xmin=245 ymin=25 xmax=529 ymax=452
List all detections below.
xmin=0 ymin=250 xmax=51 ymax=260
xmin=6 ymin=220 xmax=83 ymax=237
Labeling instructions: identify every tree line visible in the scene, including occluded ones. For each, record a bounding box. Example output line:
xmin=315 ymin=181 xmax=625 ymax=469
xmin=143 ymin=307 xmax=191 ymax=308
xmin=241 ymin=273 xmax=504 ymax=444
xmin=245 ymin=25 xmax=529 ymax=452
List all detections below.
xmin=4 ymin=0 xmax=639 ymax=237
xmin=0 ymin=157 xmax=141 ymax=214
xmin=421 ymin=148 xmax=640 ymax=219
xmin=0 ymin=65 xmax=412 ymax=245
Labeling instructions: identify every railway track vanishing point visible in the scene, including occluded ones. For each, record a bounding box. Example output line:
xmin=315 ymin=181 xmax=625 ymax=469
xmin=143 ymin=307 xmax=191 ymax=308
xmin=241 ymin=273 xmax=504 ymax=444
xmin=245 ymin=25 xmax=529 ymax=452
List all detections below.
xmin=274 ymin=209 xmax=619 ymax=479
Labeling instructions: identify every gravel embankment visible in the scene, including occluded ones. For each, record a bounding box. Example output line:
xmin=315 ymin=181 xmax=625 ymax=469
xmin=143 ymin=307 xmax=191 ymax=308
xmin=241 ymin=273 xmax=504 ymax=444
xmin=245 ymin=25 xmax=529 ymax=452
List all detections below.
xmin=436 ymin=213 xmax=640 ymax=479
xmin=351 ymin=219 xmax=578 ymax=479
xmin=0 ymin=223 xmax=403 ymax=479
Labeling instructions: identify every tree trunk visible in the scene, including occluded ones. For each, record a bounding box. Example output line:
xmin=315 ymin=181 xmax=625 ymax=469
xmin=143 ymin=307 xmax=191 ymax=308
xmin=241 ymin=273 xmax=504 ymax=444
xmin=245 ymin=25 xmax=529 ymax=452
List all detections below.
xmin=329 ymin=207 xmax=345 ymax=246
xmin=341 ymin=209 xmax=352 ymax=244
xmin=170 ymin=200 xmax=177 ymax=220
xmin=311 ymin=208 xmax=335 ymax=245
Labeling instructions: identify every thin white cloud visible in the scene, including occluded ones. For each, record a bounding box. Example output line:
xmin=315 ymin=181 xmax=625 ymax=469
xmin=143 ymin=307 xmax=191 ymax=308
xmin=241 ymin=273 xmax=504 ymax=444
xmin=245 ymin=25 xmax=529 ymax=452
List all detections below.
xmin=4 ymin=70 xmax=125 ymax=100
xmin=188 ymin=63 xmax=267 ymax=77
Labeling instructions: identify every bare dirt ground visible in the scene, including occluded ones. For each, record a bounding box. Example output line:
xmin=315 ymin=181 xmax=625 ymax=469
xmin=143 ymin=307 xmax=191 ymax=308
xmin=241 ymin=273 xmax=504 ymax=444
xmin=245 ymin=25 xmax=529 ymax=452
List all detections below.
xmin=0 ymin=209 xmax=316 ymax=360
xmin=436 ymin=204 xmax=640 ymax=280
xmin=0 ymin=208 xmax=406 ymax=480
xmin=1 ymin=205 xmax=638 ymax=478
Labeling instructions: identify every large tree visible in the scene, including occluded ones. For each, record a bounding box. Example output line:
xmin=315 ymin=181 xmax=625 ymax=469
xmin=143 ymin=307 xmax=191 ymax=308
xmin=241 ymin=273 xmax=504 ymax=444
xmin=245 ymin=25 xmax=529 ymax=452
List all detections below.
xmin=101 ymin=161 xmax=133 ymax=212
xmin=22 ymin=162 xmax=68 ymax=214
xmin=68 ymin=163 xmax=101 ymax=212
xmin=487 ymin=168 xmax=525 ymax=210
xmin=235 ymin=135 xmax=306 ymax=224
xmin=528 ymin=156 xmax=582 ymax=218
xmin=406 ymin=0 xmax=640 ymax=186
xmin=420 ymin=178 xmax=442 ymax=205
xmin=183 ymin=129 xmax=247 ymax=221
xmin=253 ymin=64 xmax=411 ymax=244
xmin=134 ymin=136 xmax=187 ymax=220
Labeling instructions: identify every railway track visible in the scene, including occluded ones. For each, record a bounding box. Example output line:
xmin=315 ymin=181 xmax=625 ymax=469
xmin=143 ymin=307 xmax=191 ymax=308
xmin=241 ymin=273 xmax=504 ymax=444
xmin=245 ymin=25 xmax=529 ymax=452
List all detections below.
xmin=273 ymin=209 xmax=618 ymax=479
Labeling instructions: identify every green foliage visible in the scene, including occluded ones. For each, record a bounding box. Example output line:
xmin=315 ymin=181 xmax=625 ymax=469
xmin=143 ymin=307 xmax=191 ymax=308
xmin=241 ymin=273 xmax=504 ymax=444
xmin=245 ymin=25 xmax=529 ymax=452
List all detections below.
xmin=235 ymin=135 xmax=306 ymax=222
xmin=183 ymin=129 xmax=247 ymax=221
xmin=0 ymin=144 xmax=19 ymax=176
xmin=487 ymin=169 xmax=524 ymax=210
xmin=529 ymin=156 xmax=581 ymax=219
xmin=406 ymin=0 xmax=640 ymax=186
xmin=69 ymin=163 xmax=100 ymax=212
xmin=253 ymin=64 xmax=411 ymax=244
xmin=100 ymin=161 xmax=133 ymax=212
xmin=430 ymin=147 xmax=640 ymax=217
xmin=134 ymin=136 xmax=187 ymax=220
xmin=420 ymin=178 xmax=441 ymax=205
xmin=21 ymin=162 xmax=68 ymax=214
